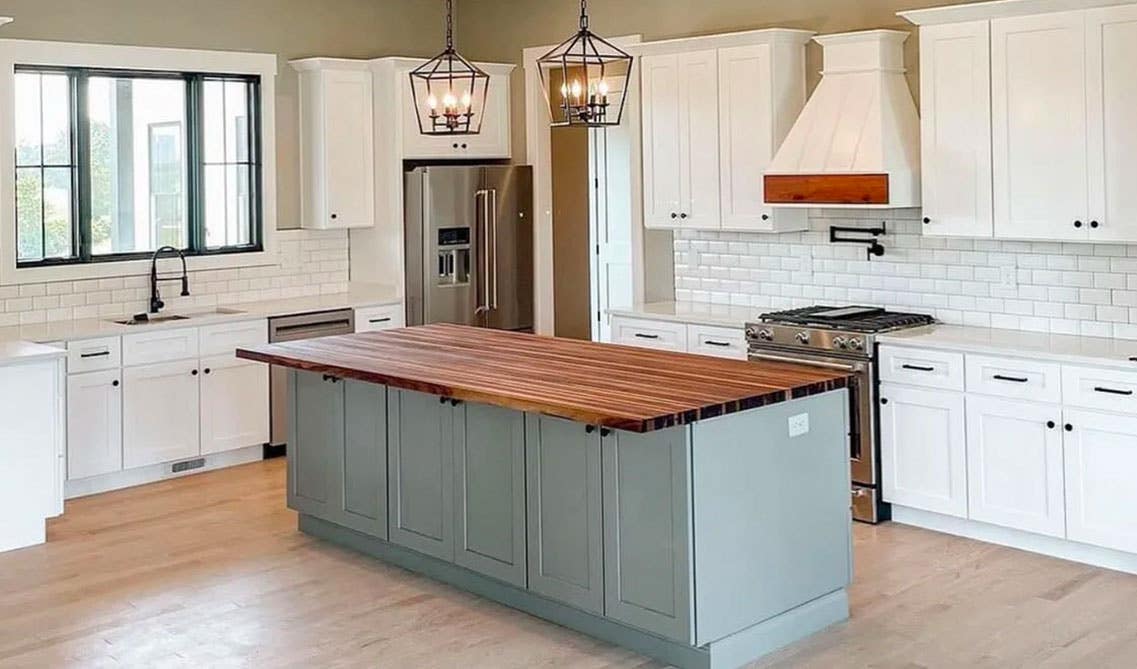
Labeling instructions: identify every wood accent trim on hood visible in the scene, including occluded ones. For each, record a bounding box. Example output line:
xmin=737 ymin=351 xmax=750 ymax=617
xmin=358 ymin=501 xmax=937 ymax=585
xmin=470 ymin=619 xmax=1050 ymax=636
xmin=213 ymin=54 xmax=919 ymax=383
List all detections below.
xmin=764 ymin=174 xmax=890 ymax=205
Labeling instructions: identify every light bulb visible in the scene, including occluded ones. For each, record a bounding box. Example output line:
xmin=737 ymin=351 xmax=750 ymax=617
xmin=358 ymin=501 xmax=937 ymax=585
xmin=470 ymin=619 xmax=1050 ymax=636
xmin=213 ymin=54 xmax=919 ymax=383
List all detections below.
xmin=461 ymin=90 xmax=472 ymax=109
xmin=570 ymin=80 xmax=582 ymax=98
xmin=560 ymin=83 xmax=569 ymax=98
xmin=427 ymin=93 xmax=438 ymax=110
xmin=597 ymin=80 xmax=609 ymax=96
xmin=443 ymin=92 xmax=457 ymax=110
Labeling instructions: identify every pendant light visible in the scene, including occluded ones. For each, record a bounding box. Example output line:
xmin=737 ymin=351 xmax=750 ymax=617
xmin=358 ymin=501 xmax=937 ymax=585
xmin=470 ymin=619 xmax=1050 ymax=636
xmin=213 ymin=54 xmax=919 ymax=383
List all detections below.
xmin=537 ymin=0 xmax=633 ymax=128
xmin=409 ymin=0 xmax=489 ymax=136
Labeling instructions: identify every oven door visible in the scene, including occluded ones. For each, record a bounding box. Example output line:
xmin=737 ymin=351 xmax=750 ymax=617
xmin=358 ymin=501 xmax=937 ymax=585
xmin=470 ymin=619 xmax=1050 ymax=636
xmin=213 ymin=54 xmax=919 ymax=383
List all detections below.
xmin=747 ymin=349 xmax=876 ymax=486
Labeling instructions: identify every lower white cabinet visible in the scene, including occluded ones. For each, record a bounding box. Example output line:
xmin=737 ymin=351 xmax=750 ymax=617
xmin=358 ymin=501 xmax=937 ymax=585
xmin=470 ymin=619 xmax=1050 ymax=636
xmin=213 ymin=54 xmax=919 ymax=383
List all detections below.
xmin=123 ymin=360 xmax=201 ymax=469
xmin=1063 ymin=408 xmax=1137 ymax=554
xmin=200 ymin=354 xmax=270 ymax=455
xmin=965 ymin=396 xmax=1065 ymax=537
xmin=609 ymin=315 xmax=747 ymax=360
xmin=879 ymin=383 xmax=968 ymax=518
xmin=66 ymin=370 xmax=122 ymax=480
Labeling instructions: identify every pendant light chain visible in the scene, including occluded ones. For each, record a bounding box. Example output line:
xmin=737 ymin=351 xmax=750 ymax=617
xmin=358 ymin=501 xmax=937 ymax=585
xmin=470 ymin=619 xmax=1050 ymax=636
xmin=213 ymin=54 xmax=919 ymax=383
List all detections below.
xmin=579 ymin=0 xmax=589 ymax=30
xmin=446 ymin=0 xmax=454 ymax=51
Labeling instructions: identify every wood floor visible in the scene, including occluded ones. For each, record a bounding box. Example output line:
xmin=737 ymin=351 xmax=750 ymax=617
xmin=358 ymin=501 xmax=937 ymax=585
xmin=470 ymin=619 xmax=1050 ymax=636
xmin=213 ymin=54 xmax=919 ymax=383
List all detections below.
xmin=2 ymin=461 xmax=1136 ymax=668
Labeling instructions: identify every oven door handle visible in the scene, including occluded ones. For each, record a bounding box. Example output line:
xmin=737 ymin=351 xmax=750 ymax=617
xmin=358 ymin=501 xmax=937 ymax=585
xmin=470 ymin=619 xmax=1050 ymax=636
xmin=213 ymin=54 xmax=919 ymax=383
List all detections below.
xmin=748 ymin=351 xmax=861 ymax=372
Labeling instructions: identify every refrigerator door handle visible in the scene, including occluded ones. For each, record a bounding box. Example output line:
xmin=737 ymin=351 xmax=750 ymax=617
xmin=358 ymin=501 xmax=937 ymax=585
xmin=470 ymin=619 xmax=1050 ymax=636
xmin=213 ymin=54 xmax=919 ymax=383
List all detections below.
xmin=490 ymin=188 xmax=499 ymax=310
xmin=474 ymin=189 xmax=491 ymax=316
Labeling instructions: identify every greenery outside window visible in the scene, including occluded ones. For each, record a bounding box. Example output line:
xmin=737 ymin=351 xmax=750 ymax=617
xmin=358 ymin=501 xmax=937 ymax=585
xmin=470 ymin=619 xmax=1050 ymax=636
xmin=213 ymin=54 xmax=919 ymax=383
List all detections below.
xmin=14 ymin=66 xmax=263 ymax=267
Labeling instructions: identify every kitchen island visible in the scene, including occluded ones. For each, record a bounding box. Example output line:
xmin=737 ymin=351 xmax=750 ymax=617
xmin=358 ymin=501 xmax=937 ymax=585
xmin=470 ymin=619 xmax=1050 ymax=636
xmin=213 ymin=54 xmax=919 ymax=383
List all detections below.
xmin=237 ymin=324 xmax=853 ymax=669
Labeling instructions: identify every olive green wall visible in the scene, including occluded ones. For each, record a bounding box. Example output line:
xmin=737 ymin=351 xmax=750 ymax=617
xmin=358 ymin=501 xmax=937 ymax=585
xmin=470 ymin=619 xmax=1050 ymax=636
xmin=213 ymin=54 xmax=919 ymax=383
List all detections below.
xmin=0 ymin=0 xmax=447 ymax=229
xmin=456 ymin=0 xmax=992 ymax=159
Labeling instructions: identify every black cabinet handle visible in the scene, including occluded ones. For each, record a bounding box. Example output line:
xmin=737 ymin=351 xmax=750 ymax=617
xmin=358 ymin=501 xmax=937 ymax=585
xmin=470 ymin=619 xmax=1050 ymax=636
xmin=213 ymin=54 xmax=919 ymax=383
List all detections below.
xmin=923 ymin=217 xmax=931 ymax=224
xmin=369 ymin=318 xmax=392 ymax=324
xmin=1130 ymin=357 xmax=1137 ymax=363
xmin=112 ymin=380 xmax=120 ymax=387
xmin=704 ymin=340 xmax=731 ymax=347
xmin=1047 ymin=420 xmax=1056 ymax=429
xmin=1074 ymin=220 xmax=1083 ymax=228
xmin=1065 ymin=424 xmax=1074 ymax=432
xmin=901 ymin=364 xmax=935 ymax=372
xmin=80 ymin=351 xmax=110 ymax=358
xmin=1094 ymin=386 xmax=1133 ymax=397
xmin=992 ymin=374 xmax=1029 ymax=383
xmin=1090 ymin=220 xmax=1100 ymax=229
xmin=634 ymin=333 xmax=660 ymax=340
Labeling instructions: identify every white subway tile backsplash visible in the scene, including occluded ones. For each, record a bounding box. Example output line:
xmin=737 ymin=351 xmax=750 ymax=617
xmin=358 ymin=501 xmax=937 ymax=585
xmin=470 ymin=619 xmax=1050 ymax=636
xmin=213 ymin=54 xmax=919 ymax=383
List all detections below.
xmin=673 ymin=210 xmax=1137 ymax=341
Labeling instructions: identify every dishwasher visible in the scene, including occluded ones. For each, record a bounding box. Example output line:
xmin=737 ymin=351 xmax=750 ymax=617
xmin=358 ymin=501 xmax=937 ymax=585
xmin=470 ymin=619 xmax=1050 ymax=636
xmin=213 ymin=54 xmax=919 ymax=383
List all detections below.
xmin=266 ymin=309 xmax=355 ymax=456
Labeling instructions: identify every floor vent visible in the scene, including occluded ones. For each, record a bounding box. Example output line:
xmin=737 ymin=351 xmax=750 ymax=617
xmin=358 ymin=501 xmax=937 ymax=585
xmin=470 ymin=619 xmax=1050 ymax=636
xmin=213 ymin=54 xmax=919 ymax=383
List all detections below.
xmin=172 ymin=458 xmax=206 ymax=474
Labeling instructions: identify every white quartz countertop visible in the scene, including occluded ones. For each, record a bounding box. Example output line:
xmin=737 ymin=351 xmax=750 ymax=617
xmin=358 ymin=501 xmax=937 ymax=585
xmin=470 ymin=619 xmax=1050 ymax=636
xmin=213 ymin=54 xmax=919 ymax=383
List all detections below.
xmin=0 ymin=283 xmax=402 ymax=345
xmin=0 ymin=340 xmax=66 ymax=365
xmin=608 ymin=301 xmax=759 ymax=329
xmin=878 ymin=324 xmax=1137 ymax=369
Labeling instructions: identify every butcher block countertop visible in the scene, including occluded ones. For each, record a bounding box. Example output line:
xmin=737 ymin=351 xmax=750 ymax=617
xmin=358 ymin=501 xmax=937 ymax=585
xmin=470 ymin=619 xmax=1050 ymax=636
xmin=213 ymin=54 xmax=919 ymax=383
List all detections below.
xmin=236 ymin=323 xmax=850 ymax=432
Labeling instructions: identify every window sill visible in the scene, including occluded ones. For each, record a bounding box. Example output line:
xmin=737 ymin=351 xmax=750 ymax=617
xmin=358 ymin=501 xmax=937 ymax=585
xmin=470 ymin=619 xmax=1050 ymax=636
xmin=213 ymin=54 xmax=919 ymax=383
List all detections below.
xmin=1 ymin=248 xmax=278 ymax=286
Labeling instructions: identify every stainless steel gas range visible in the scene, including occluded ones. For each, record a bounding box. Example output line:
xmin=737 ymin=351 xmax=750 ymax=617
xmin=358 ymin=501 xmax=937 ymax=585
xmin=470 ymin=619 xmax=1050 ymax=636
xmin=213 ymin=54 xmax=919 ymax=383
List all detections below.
xmin=746 ymin=306 xmax=935 ymax=523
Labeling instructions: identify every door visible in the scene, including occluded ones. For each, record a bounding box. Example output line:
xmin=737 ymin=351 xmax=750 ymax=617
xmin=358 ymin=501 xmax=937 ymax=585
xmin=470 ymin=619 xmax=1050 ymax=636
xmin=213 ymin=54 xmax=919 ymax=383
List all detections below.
xmin=525 ymin=414 xmax=603 ymax=614
xmin=678 ymin=50 xmax=720 ymax=230
xmin=200 ymin=355 xmax=269 ymax=455
xmin=602 ymin=427 xmax=693 ymax=643
xmin=323 ymin=68 xmax=375 ymax=228
xmin=453 ymin=403 xmax=526 ymax=586
xmin=122 ymin=360 xmax=200 ymax=469
xmin=1086 ymin=5 xmax=1137 ymax=242
xmin=415 ymin=167 xmax=479 ymax=327
xmin=288 ymin=371 xmax=344 ymax=520
xmin=1064 ymin=409 xmax=1137 ymax=554
xmin=718 ymin=43 xmax=779 ymax=232
xmin=965 ymin=396 xmax=1065 ymax=537
xmin=388 ymin=389 xmax=454 ymax=561
xmin=640 ymin=53 xmax=683 ymax=228
xmin=920 ymin=21 xmax=994 ymax=238
xmin=589 ymin=124 xmax=635 ymax=342
xmin=879 ymin=384 xmax=967 ymax=518
xmin=341 ymin=380 xmax=388 ymax=539
xmin=991 ymin=11 xmax=1088 ymax=240
xmin=66 ymin=370 xmax=122 ymax=480
xmin=482 ymin=166 xmax=534 ymax=331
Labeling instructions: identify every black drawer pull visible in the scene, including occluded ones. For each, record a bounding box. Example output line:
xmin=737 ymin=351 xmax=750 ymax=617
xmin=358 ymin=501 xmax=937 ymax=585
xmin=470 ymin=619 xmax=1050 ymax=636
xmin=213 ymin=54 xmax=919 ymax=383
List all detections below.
xmin=993 ymin=374 xmax=1029 ymax=383
xmin=1094 ymin=386 xmax=1133 ymax=397
xmin=704 ymin=340 xmax=731 ymax=347
xmin=79 ymin=351 xmax=110 ymax=358
xmin=369 ymin=318 xmax=392 ymax=324
xmin=634 ymin=333 xmax=660 ymax=340
xmin=901 ymin=364 xmax=935 ymax=372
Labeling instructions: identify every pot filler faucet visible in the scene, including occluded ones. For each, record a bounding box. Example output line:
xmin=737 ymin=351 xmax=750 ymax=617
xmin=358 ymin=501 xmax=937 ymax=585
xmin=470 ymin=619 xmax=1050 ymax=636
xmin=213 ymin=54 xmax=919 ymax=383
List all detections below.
xmin=149 ymin=246 xmax=190 ymax=314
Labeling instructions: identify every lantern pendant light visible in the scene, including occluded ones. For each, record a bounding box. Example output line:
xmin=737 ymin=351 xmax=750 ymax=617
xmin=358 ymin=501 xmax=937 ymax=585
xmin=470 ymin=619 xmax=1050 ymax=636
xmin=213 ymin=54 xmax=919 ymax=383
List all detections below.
xmin=537 ymin=0 xmax=633 ymax=128
xmin=409 ymin=0 xmax=489 ymax=136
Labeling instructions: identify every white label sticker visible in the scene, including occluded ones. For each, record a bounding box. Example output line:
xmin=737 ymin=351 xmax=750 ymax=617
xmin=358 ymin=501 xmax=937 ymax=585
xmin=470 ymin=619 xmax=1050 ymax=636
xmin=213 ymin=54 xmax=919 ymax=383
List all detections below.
xmin=788 ymin=413 xmax=810 ymax=438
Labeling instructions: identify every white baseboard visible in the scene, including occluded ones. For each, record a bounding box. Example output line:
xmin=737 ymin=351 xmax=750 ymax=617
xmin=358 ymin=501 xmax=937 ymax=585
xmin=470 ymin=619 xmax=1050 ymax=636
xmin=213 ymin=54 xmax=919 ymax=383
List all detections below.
xmin=64 ymin=445 xmax=264 ymax=500
xmin=892 ymin=506 xmax=1137 ymax=576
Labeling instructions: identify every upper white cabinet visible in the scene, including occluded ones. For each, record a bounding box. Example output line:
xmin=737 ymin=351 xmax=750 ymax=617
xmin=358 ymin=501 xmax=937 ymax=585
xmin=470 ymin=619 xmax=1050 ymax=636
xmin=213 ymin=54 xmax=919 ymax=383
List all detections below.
xmin=906 ymin=0 xmax=1137 ymax=242
xmin=399 ymin=62 xmax=513 ymax=160
xmin=639 ymin=30 xmax=812 ymax=233
xmin=294 ymin=59 xmax=376 ymax=230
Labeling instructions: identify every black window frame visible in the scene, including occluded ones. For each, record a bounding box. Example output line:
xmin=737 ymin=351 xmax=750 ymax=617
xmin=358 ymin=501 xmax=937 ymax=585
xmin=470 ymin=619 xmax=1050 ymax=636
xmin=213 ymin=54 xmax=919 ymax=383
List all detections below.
xmin=13 ymin=65 xmax=264 ymax=269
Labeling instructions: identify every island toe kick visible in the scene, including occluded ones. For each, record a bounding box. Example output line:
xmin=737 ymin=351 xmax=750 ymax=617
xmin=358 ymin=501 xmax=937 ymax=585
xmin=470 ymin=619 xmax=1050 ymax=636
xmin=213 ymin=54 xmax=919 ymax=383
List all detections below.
xmin=280 ymin=367 xmax=853 ymax=669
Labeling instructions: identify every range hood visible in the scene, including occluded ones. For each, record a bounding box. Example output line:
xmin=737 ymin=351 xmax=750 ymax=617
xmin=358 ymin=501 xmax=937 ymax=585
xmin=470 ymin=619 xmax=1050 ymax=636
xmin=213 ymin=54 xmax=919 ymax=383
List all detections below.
xmin=764 ymin=30 xmax=920 ymax=208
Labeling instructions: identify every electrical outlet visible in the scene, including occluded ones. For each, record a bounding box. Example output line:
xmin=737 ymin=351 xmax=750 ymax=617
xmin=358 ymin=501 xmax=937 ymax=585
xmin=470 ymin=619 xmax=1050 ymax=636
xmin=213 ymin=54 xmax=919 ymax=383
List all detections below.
xmin=788 ymin=413 xmax=810 ymax=438
xmin=999 ymin=264 xmax=1018 ymax=290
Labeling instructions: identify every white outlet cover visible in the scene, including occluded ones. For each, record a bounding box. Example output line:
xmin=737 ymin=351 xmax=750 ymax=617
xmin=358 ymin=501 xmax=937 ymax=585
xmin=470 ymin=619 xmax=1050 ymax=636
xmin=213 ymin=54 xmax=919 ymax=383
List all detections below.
xmin=999 ymin=264 xmax=1018 ymax=289
xmin=788 ymin=413 xmax=810 ymax=438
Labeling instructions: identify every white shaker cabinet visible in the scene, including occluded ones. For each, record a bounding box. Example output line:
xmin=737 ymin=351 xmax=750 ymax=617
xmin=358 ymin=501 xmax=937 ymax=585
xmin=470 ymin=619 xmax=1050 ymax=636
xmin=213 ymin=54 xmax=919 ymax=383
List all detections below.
xmin=879 ymin=383 xmax=968 ymax=518
xmin=919 ymin=21 xmax=993 ymax=238
xmin=965 ymin=396 xmax=1065 ymax=537
xmin=123 ymin=360 xmax=201 ymax=469
xmin=200 ymin=354 xmax=269 ymax=455
xmin=640 ymin=53 xmax=684 ymax=229
xmin=66 ymin=370 xmax=123 ymax=480
xmin=1063 ymin=408 xmax=1137 ymax=554
xmin=295 ymin=60 xmax=376 ymax=230
xmin=991 ymin=11 xmax=1089 ymax=241
xmin=400 ymin=64 xmax=513 ymax=160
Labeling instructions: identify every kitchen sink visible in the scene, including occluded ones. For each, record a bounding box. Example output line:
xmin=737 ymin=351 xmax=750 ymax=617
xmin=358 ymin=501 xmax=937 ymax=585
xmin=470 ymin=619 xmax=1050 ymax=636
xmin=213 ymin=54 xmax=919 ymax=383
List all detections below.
xmin=111 ymin=307 xmax=246 ymax=326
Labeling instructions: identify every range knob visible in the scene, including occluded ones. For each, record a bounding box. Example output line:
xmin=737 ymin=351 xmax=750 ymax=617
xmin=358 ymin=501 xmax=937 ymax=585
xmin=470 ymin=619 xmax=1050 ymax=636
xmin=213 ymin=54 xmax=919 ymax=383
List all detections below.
xmin=848 ymin=337 xmax=865 ymax=351
xmin=759 ymin=329 xmax=774 ymax=342
xmin=833 ymin=336 xmax=849 ymax=350
xmin=795 ymin=331 xmax=811 ymax=345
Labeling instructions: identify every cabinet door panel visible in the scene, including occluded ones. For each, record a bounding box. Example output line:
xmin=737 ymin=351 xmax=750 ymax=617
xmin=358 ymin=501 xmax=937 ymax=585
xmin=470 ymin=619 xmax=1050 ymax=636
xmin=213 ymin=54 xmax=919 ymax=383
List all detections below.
xmin=454 ymin=403 xmax=526 ymax=586
xmin=920 ymin=21 xmax=993 ymax=237
xmin=288 ymin=371 xmax=344 ymax=520
xmin=678 ymin=50 xmax=720 ymax=230
xmin=640 ymin=54 xmax=683 ymax=228
xmin=1086 ymin=5 xmax=1137 ymax=242
xmin=965 ymin=397 xmax=1064 ymax=537
xmin=324 ymin=69 xmax=375 ymax=228
xmin=200 ymin=355 xmax=269 ymax=455
xmin=603 ymin=427 xmax=693 ymax=643
xmin=341 ymin=380 xmax=387 ymax=538
xmin=388 ymin=389 xmax=454 ymax=561
xmin=122 ymin=360 xmax=200 ymax=469
xmin=67 ymin=370 xmax=122 ymax=480
xmin=992 ymin=11 xmax=1088 ymax=240
xmin=879 ymin=384 xmax=967 ymax=517
xmin=525 ymin=414 xmax=603 ymax=614
xmin=1064 ymin=409 xmax=1137 ymax=554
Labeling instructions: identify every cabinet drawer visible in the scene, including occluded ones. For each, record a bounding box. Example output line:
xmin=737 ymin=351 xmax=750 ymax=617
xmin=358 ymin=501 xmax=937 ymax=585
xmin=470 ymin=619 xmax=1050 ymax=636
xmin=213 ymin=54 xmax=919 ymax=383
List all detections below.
xmin=122 ymin=327 xmax=199 ymax=366
xmin=67 ymin=337 xmax=122 ymax=373
xmin=966 ymin=354 xmax=1061 ymax=403
xmin=355 ymin=304 xmax=405 ymax=332
xmin=611 ymin=317 xmax=688 ymax=352
xmin=199 ymin=319 xmax=267 ymax=357
xmin=1062 ymin=365 xmax=1137 ymax=414
xmin=686 ymin=324 xmax=746 ymax=360
xmin=880 ymin=346 xmax=964 ymax=391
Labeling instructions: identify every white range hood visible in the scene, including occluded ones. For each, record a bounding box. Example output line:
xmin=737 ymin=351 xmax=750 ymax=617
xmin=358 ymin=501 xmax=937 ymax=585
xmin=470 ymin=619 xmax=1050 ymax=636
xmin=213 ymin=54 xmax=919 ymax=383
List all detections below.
xmin=764 ymin=29 xmax=921 ymax=208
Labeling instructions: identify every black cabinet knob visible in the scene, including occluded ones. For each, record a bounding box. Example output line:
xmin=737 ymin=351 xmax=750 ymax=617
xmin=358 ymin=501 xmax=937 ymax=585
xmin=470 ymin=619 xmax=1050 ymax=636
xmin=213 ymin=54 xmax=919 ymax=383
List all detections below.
xmin=439 ymin=396 xmax=448 ymax=404
xmin=680 ymin=213 xmax=688 ymax=219
xmin=761 ymin=214 xmax=770 ymax=221
xmin=112 ymin=380 xmax=120 ymax=387
xmin=204 ymin=368 xmax=211 ymax=375
xmin=461 ymin=143 xmax=468 ymax=149
xmin=1047 ymin=420 xmax=1056 ymax=429
xmin=1065 ymin=424 xmax=1074 ymax=432
xmin=330 ymin=213 xmax=338 ymax=220
xmin=670 ymin=212 xmax=678 ymax=219
xmin=1090 ymin=220 xmax=1100 ymax=229
xmin=450 ymin=398 xmax=461 ymax=406
xmin=1074 ymin=220 xmax=1083 ymax=228
xmin=880 ymin=397 xmax=889 ymax=405
xmin=191 ymin=369 xmax=199 ymax=376
xmin=923 ymin=217 xmax=931 ymax=224
xmin=585 ymin=425 xmax=596 ymax=434
xmin=452 ymin=143 xmax=459 ymax=148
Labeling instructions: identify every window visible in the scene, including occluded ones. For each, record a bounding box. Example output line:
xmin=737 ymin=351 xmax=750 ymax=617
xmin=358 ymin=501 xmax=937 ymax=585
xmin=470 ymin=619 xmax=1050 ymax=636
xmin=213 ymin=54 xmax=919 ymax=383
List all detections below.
xmin=14 ymin=66 xmax=262 ymax=267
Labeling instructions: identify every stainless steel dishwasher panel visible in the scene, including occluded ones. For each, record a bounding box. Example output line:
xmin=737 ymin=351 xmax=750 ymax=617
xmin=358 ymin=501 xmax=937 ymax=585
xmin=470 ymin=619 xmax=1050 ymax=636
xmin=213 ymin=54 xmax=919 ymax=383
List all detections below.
xmin=267 ymin=309 xmax=355 ymax=451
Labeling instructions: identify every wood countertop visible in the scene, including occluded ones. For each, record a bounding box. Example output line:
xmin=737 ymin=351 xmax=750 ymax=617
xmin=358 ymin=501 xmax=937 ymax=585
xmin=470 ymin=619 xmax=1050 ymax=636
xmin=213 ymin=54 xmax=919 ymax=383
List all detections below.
xmin=236 ymin=323 xmax=850 ymax=433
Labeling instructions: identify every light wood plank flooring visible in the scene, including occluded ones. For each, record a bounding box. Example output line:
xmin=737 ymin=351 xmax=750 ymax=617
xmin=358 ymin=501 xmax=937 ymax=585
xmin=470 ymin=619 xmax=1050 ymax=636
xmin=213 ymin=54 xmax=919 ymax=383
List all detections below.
xmin=1 ymin=459 xmax=1135 ymax=668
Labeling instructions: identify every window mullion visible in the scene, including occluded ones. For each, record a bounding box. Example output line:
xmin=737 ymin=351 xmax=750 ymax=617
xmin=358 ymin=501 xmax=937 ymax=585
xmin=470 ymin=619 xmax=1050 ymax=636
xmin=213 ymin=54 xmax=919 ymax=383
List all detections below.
xmin=186 ymin=74 xmax=204 ymax=253
xmin=75 ymin=70 xmax=92 ymax=262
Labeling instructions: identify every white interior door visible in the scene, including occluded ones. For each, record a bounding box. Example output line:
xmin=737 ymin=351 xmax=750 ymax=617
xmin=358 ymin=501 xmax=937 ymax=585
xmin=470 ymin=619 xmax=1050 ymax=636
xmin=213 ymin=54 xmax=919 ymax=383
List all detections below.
xmin=67 ymin=370 xmax=123 ymax=480
xmin=677 ymin=50 xmax=720 ymax=230
xmin=1064 ymin=408 xmax=1137 ymax=554
xmin=965 ymin=396 xmax=1064 ymax=537
xmin=991 ymin=11 xmax=1088 ymax=241
xmin=200 ymin=354 xmax=269 ymax=455
xmin=123 ymin=360 xmax=200 ymax=469
xmin=640 ymin=53 xmax=683 ymax=228
xmin=1086 ymin=5 xmax=1137 ymax=242
xmin=323 ymin=68 xmax=375 ymax=228
xmin=590 ymin=129 xmax=635 ymax=342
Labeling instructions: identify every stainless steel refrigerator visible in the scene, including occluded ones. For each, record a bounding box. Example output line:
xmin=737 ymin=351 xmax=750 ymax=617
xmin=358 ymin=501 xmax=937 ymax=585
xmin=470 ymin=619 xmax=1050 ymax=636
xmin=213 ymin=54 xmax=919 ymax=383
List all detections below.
xmin=404 ymin=166 xmax=534 ymax=331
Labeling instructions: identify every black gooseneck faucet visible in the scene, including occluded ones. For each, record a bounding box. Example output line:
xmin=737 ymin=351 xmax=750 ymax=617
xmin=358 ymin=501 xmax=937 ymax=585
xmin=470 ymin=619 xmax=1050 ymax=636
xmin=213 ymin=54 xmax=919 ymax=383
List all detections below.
xmin=149 ymin=246 xmax=190 ymax=314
